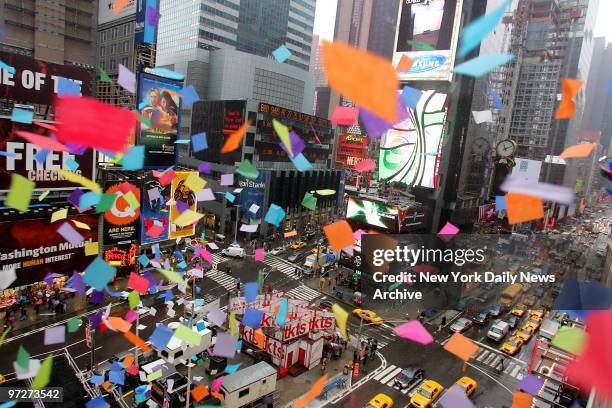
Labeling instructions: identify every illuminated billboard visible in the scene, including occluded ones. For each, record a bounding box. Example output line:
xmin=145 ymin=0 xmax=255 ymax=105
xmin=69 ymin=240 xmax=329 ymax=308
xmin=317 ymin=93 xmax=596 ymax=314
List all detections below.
xmin=335 ymin=133 xmax=368 ymax=169
xmin=378 ymin=90 xmax=447 ymax=188
xmin=392 ymin=0 xmax=463 ymax=81
xmin=346 ymin=197 xmax=399 ymax=231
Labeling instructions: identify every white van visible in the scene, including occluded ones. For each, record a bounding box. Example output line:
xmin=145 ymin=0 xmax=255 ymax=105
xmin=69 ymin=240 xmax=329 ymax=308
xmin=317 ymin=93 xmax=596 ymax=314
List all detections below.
xmin=219 ymin=362 xmax=277 ymax=408
xmin=155 ymin=320 xmax=213 ymax=365
xmin=487 ymin=320 xmax=510 ymax=341
xmin=222 ymin=246 xmax=245 ymax=258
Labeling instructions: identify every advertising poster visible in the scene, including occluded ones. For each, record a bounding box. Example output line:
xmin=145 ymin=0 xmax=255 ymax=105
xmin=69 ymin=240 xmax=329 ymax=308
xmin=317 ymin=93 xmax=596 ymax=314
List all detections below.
xmin=0 ymin=117 xmax=95 ymax=191
xmin=103 ymin=181 xmax=141 ymax=245
xmin=0 ymin=51 xmax=92 ymax=104
xmin=392 ymin=0 xmax=463 ymax=81
xmin=239 ymin=171 xmax=266 ymax=220
xmin=378 ymin=90 xmax=447 ymax=188
xmin=335 ymin=133 xmax=368 ymax=168
xmin=140 ymin=173 xmax=170 ymax=244
xmin=346 ymin=196 xmax=400 ymax=231
xmin=137 ymin=72 xmax=182 ymax=168
xmin=169 ymin=171 xmax=197 ymax=239
xmin=99 ymin=0 xmax=137 ymax=25
xmin=511 ymin=158 xmax=542 ymax=183
xmin=0 ymin=214 xmax=98 ymax=288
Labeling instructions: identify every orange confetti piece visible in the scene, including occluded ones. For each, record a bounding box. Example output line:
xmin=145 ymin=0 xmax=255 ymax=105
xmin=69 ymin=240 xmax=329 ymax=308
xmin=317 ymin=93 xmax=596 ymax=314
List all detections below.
xmin=191 ymin=384 xmax=210 ymax=402
xmin=322 ymin=41 xmax=398 ymax=123
xmin=443 ymin=332 xmax=479 ymax=361
xmin=254 ymin=328 xmax=266 ymax=349
xmin=211 ymin=392 xmax=225 ymax=400
xmin=221 ymin=119 xmax=252 ymax=153
xmin=106 ymin=316 xmax=132 ymax=333
xmin=123 ymin=354 xmax=135 ymax=367
xmin=322 ymin=220 xmax=354 ymax=252
xmin=555 ymin=78 xmax=583 ymax=119
xmin=396 ymin=54 xmax=414 ymax=73
xmin=295 ymin=375 xmax=328 ymax=408
xmin=112 ymin=0 xmax=129 ymax=14
xmin=506 ymin=192 xmax=544 ymax=225
xmin=559 ymin=143 xmax=596 ymax=159
xmin=124 ymin=331 xmax=151 ymax=352
xmin=512 ymin=390 xmax=533 ymax=408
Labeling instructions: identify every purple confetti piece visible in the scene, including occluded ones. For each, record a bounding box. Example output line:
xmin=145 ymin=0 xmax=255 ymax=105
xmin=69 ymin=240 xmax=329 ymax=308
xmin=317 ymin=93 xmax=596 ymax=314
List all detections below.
xmin=176 ymin=200 xmax=189 ymax=214
xmin=198 ymin=162 xmax=212 ymax=174
xmin=279 ymin=130 xmax=305 ymax=158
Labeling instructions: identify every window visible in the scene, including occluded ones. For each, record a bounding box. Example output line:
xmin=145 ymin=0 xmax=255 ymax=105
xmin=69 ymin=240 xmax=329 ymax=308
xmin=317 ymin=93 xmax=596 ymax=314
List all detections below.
xmin=262 ymin=379 xmax=267 ymax=384
xmin=174 ymin=350 xmax=183 ymax=358
xmin=238 ymin=388 xmax=249 ymax=398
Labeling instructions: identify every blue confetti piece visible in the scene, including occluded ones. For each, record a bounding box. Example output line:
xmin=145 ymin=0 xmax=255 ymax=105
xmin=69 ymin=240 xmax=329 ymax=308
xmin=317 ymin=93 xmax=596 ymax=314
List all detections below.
xmin=272 ymin=45 xmax=292 ymax=63
xmin=179 ymin=85 xmax=200 ymax=106
xmin=453 ymin=54 xmax=515 ymax=78
xmin=458 ymin=0 xmax=512 ymax=57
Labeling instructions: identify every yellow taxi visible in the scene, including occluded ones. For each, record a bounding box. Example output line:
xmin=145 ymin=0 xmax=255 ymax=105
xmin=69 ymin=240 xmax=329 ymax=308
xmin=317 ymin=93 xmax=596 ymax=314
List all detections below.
xmin=366 ymin=393 xmax=393 ymax=408
xmin=290 ymin=241 xmax=307 ymax=250
xmin=501 ymin=336 xmax=524 ymax=355
xmin=352 ymin=309 xmax=383 ymax=325
xmin=0 ymin=374 xmax=4 ymax=384
xmin=530 ymin=310 xmax=545 ymax=320
xmin=511 ymin=304 xmax=528 ymax=317
xmin=517 ymin=324 xmax=535 ymax=342
xmin=454 ymin=376 xmax=477 ymax=397
xmin=410 ymin=380 xmax=444 ymax=408
xmin=533 ymin=259 xmax=543 ymax=267
xmin=525 ymin=317 xmax=542 ymax=331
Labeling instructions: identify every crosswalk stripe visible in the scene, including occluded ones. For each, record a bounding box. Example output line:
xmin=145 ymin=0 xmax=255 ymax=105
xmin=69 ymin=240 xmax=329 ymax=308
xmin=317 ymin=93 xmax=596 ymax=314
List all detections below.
xmin=380 ymin=367 xmax=402 ymax=386
xmin=484 ymin=353 xmax=496 ymax=365
xmin=374 ymin=365 xmax=397 ymax=381
xmin=491 ymin=356 xmax=501 ymax=368
xmin=476 ymin=350 xmax=489 ymax=361
xmin=516 ymin=373 xmax=524 ymax=381
xmin=504 ymin=363 xmax=514 ymax=374
xmin=511 ymin=365 xmax=522 ymax=378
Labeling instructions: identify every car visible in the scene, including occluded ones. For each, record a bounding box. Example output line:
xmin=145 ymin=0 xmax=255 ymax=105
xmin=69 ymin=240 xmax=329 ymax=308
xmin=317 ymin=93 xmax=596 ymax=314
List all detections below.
xmin=525 ymin=318 xmax=542 ymax=331
xmin=221 ymin=246 xmax=245 ymax=258
xmin=410 ymin=380 xmax=444 ymax=408
xmin=287 ymin=253 xmax=303 ymax=263
xmin=472 ymin=311 xmax=489 ymax=325
xmin=449 ymin=318 xmax=473 ymax=333
xmin=454 ymin=376 xmax=478 ymax=397
xmin=488 ymin=304 xmax=502 ymax=317
xmin=366 ymin=393 xmax=393 ymax=408
xmin=511 ymin=305 xmax=528 ymax=317
xmin=269 ymin=246 xmax=285 ymax=255
xmin=290 ymin=241 xmax=307 ymax=250
xmin=487 ymin=320 xmax=510 ymax=341
xmin=393 ymin=366 xmax=424 ymax=390
xmin=501 ymin=336 xmax=524 ymax=355
xmin=352 ymin=309 xmax=383 ymax=325
xmin=523 ymin=295 xmax=537 ymax=307
xmin=502 ymin=315 xmax=520 ymax=329
xmin=530 ymin=310 xmax=545 ymax=320
xmin=516 ymin=325 xmax=535 ymax=342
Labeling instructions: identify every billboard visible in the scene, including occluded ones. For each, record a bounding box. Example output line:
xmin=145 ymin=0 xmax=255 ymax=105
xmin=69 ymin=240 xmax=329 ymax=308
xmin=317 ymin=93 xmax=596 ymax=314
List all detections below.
xmin=378 ymin=90 xmax=447 ymax=188
xmin=511 ymin=158 xmax=542 ymax=183
xmin=140 ymin=173 xmax=170 ymax=244
xmin=239 ymin=171 xmax=266 ymax=220
xmin=335 ymin=133 xmax=368 ymax=168
xmin=136 ymin=72 xmax=182 ymax=168
xmin=346 ymin=196 xmax=400 ymax=231
xmin=392 ymin=0 xmax=463 ymax=81
xmin=98 ymin=0 xmax=137 ymax=25
xmin=135 ymin=0 xmax=160 ymax=45
xmin=0 ymin=51 xmax=92 ymax=104
xmin=193 ymin=100 xmax=246 ymax=165
xmin=103 ymin=181 xmax=141 ymax=245
xmin=169 ymin=171 xmax=198 ymax=239
xmin=0 ymin=117 xmax=95 ymax=191
xmin=0 ymin=214 xmax=98 ymax=288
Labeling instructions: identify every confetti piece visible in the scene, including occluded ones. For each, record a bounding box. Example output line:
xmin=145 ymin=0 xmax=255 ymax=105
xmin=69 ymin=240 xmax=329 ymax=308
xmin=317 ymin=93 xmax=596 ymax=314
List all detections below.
xmin=73 ymin=220 xmax=91 ymax=230
xmin=551 ymin=326 xmax=587 ymax=355
xmin=512 ymin=391 xmax=532 ymax=408
xmin=180 ymin=84 xmax=200 ymax=106
xmin=153 ymin=168 xmax=176 ymax=186
xmin=220 ymin=173 xmax=234 ymax=186
xmin=59 ymin=169 xmax=102 ymax=193
xmin=407 ymin=39 xmax=435 ymax=51
xmin=501 ymin=178 xmax=575 ymax=205
xmin=198 ymin=162 xmax=212 ymax=173
xmin=173 ymin=209 xmax=204 ymax=227
xmin=51 ymin=208 xmax=68 ymax=223
xmin=518 ymin=375 xmax=544 ymax=396
xmin=38 ymin=190 xmax=50 ymax=201
xmin=57 ymin=222 xmax=84 ymax=245
xmin=120 ymin=145 xmax=145 ymax=170
xmin=458 ymin=0 xmax=512 ymax=57
xmin=0 ymin=59 xmax=16 ymax=74
xmin=401 ymin=85 xmax=423 ymax=108
xmin=191 ymin=384 xmax=210 ymax=402
xmin=301 ymin=192 xmax=317 ymax=210
xmin=472 ymin=110 xmax=493 ymax=124
xmin=67 ymin=317 xmax=82 ymax=333
xmin=123 ymin=331 xmax=151 ymax=352
xmin=330 ymin=106 xmax=358 ymax=125
xmin=236 ymin=159 xmax=260 ymax=180
xmin=290 ymin=153 xmax=312 ymax=172
xmin=272 ymin=119 xmax=293 ymax=157
xmin=354 ymin=159 xmax=376 ymax=173
xmin=55 ymin=96 xmax=136 ymax=153
xmin=57 ymin=77 xmax=81 ymax=96
xmin=44 ymin=325 xmax=65 ymax=345
xmin=279 ymin=130 xmax=305 ymax=159
xmin=272 ymin=44 xmax=292 ymax=63
xmin=394 ymin=320 xmax=434 ymax=345
xmin=146 ymin=5 xmax=161 ymax=25
xmin=5 ymin=174 xmax=35 ymax=212
xmin=438 ymin=221 xmax=459 ymax=242
xmin=559 ymin=143 xmax=596 ymax=159
xmin=191 ymin=132 xmax=208 ymax=152
xmin=11 ymin=107 xmax=33 ymax=124
xmin=128 ymin=272 xmax=149 ymax=295
xmin=453 ymin=54 xmax=515 ymax=78
xmin=15 ymin=130 xmax=68 ymax=152
xmin=555 ymin=78 xmax=584 ymax=119
xmin=323 ymin=220 xmax=354 ymax=251
xmin=396 ymin=54 xmax=413 ymax=73
xmin=112 ymin=0 xmax=129 ymax=14
xmin=16 ymin=345 xmax=30 ymax=370
xmin=322 ymin=41 xmax=398 ymax=123
xmin=439 ymin=386 xmax=475 ymax=408
xmin=443 ymin=332 xmax=479 ymax=361
xmin=158 ymin=268 xmax=187 ymax=287
xmin=106 ymin=316 xmax=132 ymax=333
xmin=295 ymin=374 xmax=328 ymax=408
xmin=83 ymin=257 xmax=116 ymax=291
xmin=221 ymin=120 xmax=252 ymax=153
xmin=332 ymin=304 xmax=348 ymax=341
xmin=254 ymin=248 xmax=265 ymax=261
xmin=99 ymin=67 xmax=112 ymax=83
xmin=506 ymin=192 xmax=544 ymax=225
xmin=212 ymin=333 xmax=237 ymax=358
xmin=32 ymin=355 xmax=53 ymax=389
xmin=264 ymin=204 xmax=286 ymax=227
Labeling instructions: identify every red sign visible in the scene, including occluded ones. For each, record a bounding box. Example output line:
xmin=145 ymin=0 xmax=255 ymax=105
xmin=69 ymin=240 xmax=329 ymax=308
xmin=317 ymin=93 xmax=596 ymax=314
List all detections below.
xmin=335 ymin=133 xmax=368 ymax=168
xmin=353 ymin=362 xmax=360 ymax=380
xmin=242 ymin=326 xmax=286 ymax=361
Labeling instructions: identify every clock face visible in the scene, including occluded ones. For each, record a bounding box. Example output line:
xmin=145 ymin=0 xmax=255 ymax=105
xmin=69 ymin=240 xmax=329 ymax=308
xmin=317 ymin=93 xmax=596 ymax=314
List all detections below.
xmin=472 ymin=137 xmax=490 ymax=155
xmin=496 ymin=140 xmax=516 ymax=157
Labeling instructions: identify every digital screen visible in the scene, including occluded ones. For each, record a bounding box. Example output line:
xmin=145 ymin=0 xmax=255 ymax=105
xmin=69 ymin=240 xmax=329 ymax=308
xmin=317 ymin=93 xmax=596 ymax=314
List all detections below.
xmin=378 ymin=90 xmax=447 ymax=188
xmin=392 ymin=0 xmax=463 ymax=81
xmin=346 ymin=197 xmax=399 ymax=231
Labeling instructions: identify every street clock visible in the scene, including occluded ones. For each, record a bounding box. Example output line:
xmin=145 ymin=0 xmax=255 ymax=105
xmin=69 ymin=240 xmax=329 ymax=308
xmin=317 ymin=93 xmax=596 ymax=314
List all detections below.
xmin=471 ymin=137 xmax=490 ymax=155
xmin=495 ymin=139 xmax=517 ymax=158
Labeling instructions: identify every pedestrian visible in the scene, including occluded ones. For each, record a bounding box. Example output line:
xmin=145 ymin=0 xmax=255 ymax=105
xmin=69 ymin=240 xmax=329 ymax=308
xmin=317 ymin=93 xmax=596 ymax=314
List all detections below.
xmin=19 ymin=307 xmax=27 ymax=321
xmin=441 ymin=316 xmax=447 ymax=327
xmin=353 ymin=350 xmax=358 ymax=362
xmin=499 ymin=357 xmax=505 ymax=371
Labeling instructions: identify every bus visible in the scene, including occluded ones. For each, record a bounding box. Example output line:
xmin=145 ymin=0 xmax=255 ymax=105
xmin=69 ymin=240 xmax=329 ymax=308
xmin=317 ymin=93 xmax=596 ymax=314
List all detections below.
xmin=499 ymin=283 xmax=523 ymax=307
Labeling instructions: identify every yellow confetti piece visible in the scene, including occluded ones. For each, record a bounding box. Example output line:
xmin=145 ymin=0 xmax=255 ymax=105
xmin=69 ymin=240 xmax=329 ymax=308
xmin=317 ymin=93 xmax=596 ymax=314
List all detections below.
xmin=72 ymin=220 xmax=91 ymax=230
xmin=50 ymin=208 xmax=68 ymax=223
xmin=332 ymin=304 xmax=348 ymax=341
xmin=84 ymin=241 xmax=99 ymax=256
xmin=173 ymin=209 xmax=204 ymax=227
xmin=59 ymin=170 xmax=101 ymax=193
xmin=38 ymin=190 xmax=50 ymax=201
